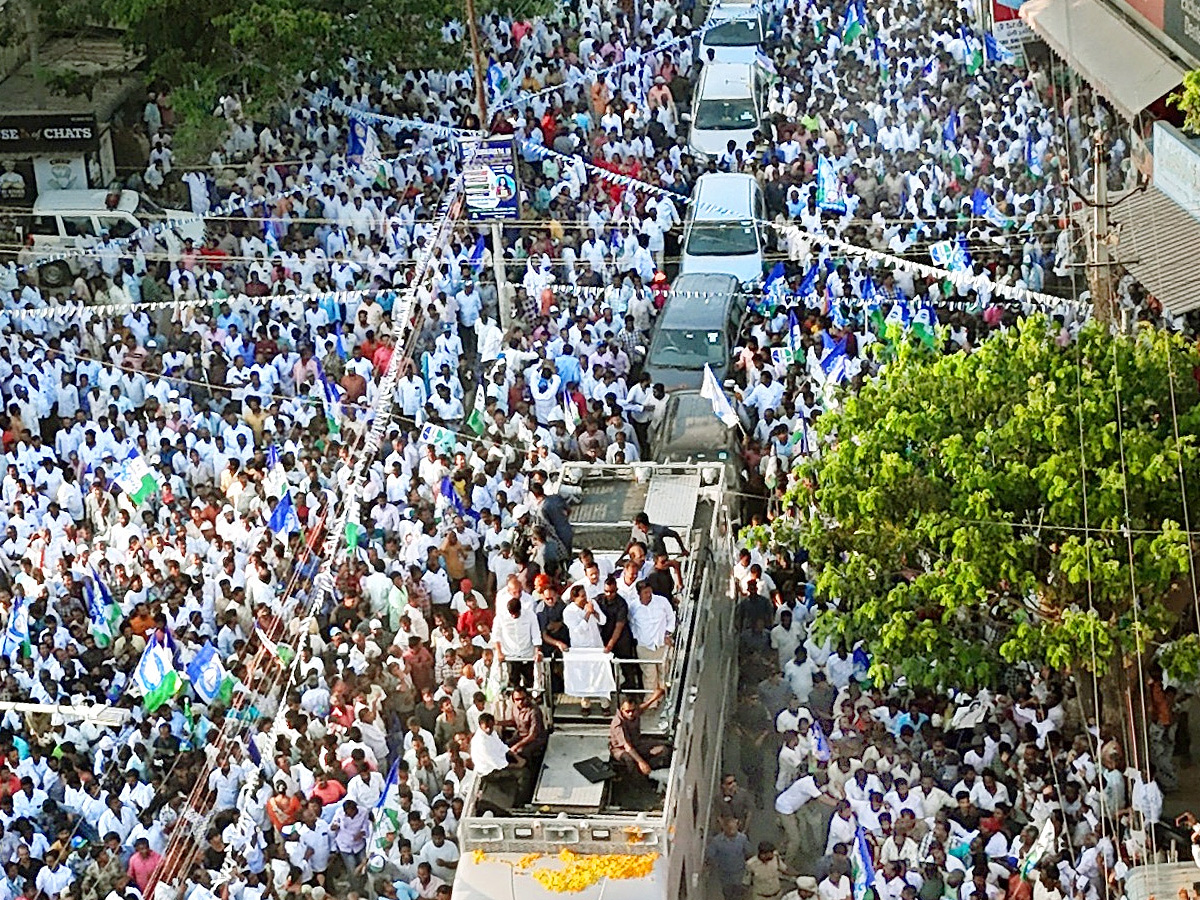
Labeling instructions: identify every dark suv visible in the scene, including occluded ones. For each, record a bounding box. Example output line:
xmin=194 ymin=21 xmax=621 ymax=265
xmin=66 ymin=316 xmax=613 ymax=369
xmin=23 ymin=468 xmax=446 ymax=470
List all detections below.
xmin=642 ymin=273 xmax=744 ymax=391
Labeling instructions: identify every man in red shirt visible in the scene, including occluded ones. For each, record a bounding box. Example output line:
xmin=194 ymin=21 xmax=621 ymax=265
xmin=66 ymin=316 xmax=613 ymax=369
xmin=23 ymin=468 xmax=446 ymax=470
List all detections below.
xmin=127 ymin=838 xmax=162 ymax=892
xmin=456 ymin=592 xmax=494 ymax=641
xmin=372 ymin=334 xmax=394 ymax=375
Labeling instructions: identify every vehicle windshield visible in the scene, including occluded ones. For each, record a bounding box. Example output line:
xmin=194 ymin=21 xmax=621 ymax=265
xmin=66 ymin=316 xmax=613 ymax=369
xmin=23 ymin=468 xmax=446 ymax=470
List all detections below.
xmin=648 ymin=328 xmax=726 ymax=369
xmin=704 ymin=18 xmax=763 ymax=46
xmin=694 ymin=98 xmax=757 ymax=130
xmin=134 ymin=194 xmax=167 ymax=226
xmin=686 ymin=221 xmax=758 ymax=256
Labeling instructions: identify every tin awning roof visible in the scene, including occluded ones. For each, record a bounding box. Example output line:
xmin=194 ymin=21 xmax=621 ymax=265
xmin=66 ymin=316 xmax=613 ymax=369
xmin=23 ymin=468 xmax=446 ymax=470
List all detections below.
xmin=1020 ymin=0 xmax=1184 ymax=120
xmin=1108 ymin=185 xmax=1200 ymax=314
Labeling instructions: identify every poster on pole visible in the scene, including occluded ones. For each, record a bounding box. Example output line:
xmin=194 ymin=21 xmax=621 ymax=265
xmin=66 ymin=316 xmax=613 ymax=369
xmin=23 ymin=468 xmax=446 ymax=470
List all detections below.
xmin=461 ymin=136 xmax=520 ymax=221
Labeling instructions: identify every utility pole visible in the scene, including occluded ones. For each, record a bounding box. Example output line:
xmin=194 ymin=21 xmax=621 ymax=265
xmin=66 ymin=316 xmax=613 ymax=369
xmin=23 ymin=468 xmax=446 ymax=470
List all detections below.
xmin=1088 ymin=135 xmax=1117 ymax=325
xmin=465 ymin=0 xmax=489 ymax=128
xmin=464 ymin=0 xmax=513 ymax=328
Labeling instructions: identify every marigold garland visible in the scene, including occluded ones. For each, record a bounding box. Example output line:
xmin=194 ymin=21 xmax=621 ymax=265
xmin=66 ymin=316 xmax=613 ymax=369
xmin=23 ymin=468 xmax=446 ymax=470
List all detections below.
xmin=470 ymin=848 xmax=660 ymax=893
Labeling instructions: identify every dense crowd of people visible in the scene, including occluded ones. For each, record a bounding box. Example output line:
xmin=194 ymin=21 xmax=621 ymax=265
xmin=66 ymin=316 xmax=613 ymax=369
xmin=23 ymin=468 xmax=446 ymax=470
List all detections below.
xmin=702 ymin=551 xmax=1188 ymax=900
xmin=0 ymin=0 xmax=1187 ymax=895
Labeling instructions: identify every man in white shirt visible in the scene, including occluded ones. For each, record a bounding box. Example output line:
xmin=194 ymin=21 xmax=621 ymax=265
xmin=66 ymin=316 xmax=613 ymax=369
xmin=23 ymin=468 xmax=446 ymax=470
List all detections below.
xmin=775 ymin=772 xmax=834 ymax=869
xmin=469 ymin=713 xmax=529 ymax=803
xmin=627 ymin=582 xmax=675 ymax=703
xmin=492 ymin=596 xmax=542 ymax=689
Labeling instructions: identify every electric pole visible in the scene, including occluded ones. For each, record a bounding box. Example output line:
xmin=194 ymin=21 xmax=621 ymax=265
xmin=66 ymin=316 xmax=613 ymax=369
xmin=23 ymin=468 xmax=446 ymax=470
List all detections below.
xmin=1088 ymin=134 xmax=1117 ymax=324
xmin=465 ymin=0 xmax=489 ymax=128
xmin=464 ymin=0 xmax=512 ymax=327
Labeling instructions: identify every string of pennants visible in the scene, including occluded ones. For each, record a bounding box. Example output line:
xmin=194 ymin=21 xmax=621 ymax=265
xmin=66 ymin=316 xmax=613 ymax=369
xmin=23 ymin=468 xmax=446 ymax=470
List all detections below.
xmin=309 ymin=90 xmax=479 ymax=139
xmin=4 ymin=286 xmax=399 ymax=321
xmin=519 ymin=140 xmax=1087 ymax=313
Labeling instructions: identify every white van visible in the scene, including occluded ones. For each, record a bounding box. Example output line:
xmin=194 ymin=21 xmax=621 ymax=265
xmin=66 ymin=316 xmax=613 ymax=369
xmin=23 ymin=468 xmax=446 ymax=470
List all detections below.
xmin=700 ymin=2 xmax=767 ymax=64
xmin=687 ymin=62 xmax=766 ymax=160
xmin=26 ymin=190 xmax=206 ymax=287
xmin=680 ymin=173 xmax=767 ymax=285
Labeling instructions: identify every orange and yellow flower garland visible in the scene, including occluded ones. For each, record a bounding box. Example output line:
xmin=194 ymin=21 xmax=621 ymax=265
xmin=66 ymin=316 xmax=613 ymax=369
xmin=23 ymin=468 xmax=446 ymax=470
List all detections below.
xmin=470 ymin=848 xmax=660 ymax=893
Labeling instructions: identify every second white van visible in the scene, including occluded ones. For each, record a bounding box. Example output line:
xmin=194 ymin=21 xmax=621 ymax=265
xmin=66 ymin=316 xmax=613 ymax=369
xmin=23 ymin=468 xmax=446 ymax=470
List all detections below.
xmin=687 ymin=62 xmax=766 ymax=160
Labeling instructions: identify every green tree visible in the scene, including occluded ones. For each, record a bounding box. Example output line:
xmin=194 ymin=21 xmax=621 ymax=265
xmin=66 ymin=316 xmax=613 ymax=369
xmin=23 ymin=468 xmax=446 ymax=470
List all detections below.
xmin=100 ymin=0 xmax=526 ymax=161
xmin=1169 ymin=70 xmax=1200 ymax=135
xmin=743 ymin=318 xmax=1200 ymax=727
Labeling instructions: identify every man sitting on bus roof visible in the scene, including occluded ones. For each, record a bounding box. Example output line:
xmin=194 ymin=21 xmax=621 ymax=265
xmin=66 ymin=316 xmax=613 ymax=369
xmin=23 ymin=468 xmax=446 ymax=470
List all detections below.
xmin=470 ymin=713 xmax=531 ymax=812
xmin=609 ymin=686 xmax=670 ymax=778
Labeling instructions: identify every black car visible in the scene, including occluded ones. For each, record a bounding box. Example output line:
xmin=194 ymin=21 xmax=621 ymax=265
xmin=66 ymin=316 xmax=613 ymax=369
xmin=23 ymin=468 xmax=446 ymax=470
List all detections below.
xmin=642 ymin=273 xmax=744 ymax=391
xmin=650 ymin=389 xmax=750 ymax=520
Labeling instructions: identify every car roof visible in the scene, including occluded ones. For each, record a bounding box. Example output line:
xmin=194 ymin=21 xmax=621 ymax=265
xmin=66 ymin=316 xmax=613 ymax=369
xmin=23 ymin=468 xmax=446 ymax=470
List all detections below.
xmin=32 ymin=190 xmax=138 ymax=214
xmin=654 ymin=391 xmax=735 ymax=459
xmin=696 ymin=62 xmax=755 ymax=100
xmin=705 ymin=2 xmax=761 ymax=24
xmin=659 ymin=276 xmax=741 ymax=328
xmin=691 ymin=173 xmax=756 ymax=217
xmin=672 ymin=273 xmax=741 ymax=295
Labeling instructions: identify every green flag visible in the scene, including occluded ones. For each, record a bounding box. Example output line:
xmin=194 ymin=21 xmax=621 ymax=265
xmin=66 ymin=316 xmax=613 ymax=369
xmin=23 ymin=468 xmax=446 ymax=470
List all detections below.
xmin=144 ymin=670 xmax=181 ymax=713
xmin=115 ymin=451 xmax=159 ymax=506
xmin=466 ymin=407 xmax=486 ymax=436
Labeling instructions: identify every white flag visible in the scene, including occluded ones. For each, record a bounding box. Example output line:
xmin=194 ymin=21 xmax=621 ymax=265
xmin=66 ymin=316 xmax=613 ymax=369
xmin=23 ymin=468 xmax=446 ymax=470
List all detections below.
xmin=700 ymin=364 xmax=739 ymax=429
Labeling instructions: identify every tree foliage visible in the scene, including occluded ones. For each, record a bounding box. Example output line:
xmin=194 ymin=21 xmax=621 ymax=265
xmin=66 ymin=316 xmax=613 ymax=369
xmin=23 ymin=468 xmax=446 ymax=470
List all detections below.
xmin=104 ymin=0 xmax=476 ymax=91
xmin=743 ymin=318 xmax=1200 ymax=694
xmin=1169 ymin=69 xmax=1200 ymax=135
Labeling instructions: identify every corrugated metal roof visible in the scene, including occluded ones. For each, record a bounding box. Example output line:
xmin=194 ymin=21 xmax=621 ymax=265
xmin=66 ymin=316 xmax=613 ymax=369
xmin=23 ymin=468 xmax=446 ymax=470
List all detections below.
xmin=1107 ymin=185 xmax=1200 ymax=313
xmin=1020 ymin=0 xmax=1184 ymax=120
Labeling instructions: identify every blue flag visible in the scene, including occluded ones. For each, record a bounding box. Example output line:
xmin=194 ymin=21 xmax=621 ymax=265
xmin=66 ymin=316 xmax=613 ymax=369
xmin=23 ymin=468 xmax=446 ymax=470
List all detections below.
xmin=348 ymin=119 xmax=368 ymax=164
xmin=378 ymin=758 xmax=401 ymax=810
xmin=439 ymin=475 xmax=477 ymax=522
xmin=764 ymin=262 xmax=789 ymax=310
xmin=885 ymin=301 xmax=911 ymax=330
xmin=819 ymin=332 xmax=849 ymax=381
xmin=316 ymin=361 xmax=342 ymax=434
xmin=853 ymin=824 xmax=876 ymax=900
xmin=335 ymin=331 xmax=348 ymax=360
xmin=486 ymin=61 xmax=510 ymax=102
xmin=797 ymin=262 xmax=819 ymax=300
xmin=816 ymin=156 xmax=847 ymax=214
xmin=1026 ymin=134 xmax=1043 ymax=178
xmin=943 ymin=108 xmax=958 ymax=146
xmin=957 ymin=234 xmax=973 ymax=271
xmin=861 ymin=275 xmax=878 ymax=307
xmin=812 ymin=721 xmax=832 ymax=762
xmin=1 ymin=593 xmax=29 ymax=661
xmin=970 ymin=187 xmax=989 ymax=217
xmin=970 ymin=187 xmax=1012 ymax=229
xmin=985 ymin=33 xmax=1016 ymax=65
xmin=469 ymin=234 xmax=486 ymax=274
xmin=831 ymin=298 xmax=850 ymax=330
xmin=265 ymin=444 xmax=299 ymax=534
xmin=787 ymin=309 xmax=803 ymax=352
xmin=268 ymin=492 xmax=297 ymax=534
xmin=873 ymin=36 xmax=891 ymax=82
xmin=930 ymin=239 xmax=969 ymax=273
xmin=852 ymin=644 xmax=870 ymax=680
xmin=186 ymin=642 xmax=226 ymax=705
xmin=263 ymin=218 xmax=280 ymax=256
